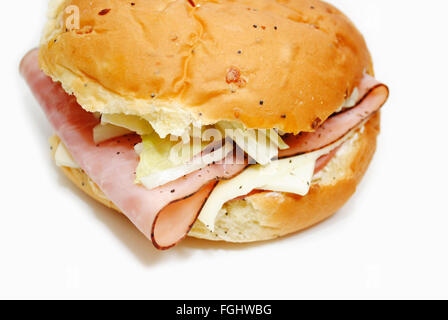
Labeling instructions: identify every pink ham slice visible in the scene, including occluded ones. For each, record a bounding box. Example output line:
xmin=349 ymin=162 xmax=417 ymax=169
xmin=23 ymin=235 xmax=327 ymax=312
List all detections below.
xmin=20 ymin=49 xmax=247 ymax=250
xmin=313 ymin=146 xmax=340 ymax=174
xmin=280 ymin=75 xmax=389 ymax=158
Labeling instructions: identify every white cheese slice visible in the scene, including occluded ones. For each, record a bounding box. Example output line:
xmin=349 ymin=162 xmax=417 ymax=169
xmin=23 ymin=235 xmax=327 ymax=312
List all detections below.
xmin=93 ymin=123 xmax=133 ymax=144
xmin=198 ymin=130 xmax=355 ymax=232
xmin=101 ymin=114 xmax=153 ymax=135
xmin=134 ymin=142 xmax=144 ymax=155
xmin=55 ymin=143 xmax=80 ymax=169
xmin=140 ymin=141 xmax=234 ymax=190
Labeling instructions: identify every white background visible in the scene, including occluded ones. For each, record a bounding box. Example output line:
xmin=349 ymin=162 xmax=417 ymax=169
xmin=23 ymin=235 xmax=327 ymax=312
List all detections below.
xmin=1 ymin=0 xmax=447 ymax=300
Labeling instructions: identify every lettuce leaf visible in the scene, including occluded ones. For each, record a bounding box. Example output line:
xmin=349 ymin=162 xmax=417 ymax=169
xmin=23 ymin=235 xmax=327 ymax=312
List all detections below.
xmin=216 ymin=121 xmax=289 ymax=165
xmin=136 ymin=133 xmax=221 ymax=189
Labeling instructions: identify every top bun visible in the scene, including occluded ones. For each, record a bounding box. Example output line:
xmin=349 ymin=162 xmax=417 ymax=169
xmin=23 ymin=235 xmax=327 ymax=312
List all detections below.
xmin=39 ymin=0 xmax=372 ymax=135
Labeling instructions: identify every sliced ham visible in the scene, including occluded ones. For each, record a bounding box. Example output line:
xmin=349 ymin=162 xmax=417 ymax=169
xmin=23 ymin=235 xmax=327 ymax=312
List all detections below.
xmin=20 ymin=49 xmax=247 ymax=250
xmin=313 ymin=146 xmax=340 ymax=174
xmin=280 ymin=75 xmax=389 ymax=158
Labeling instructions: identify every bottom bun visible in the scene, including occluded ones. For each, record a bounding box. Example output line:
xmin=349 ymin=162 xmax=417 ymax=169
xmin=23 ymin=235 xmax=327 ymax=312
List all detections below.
xmin=49 ymin=113 xmax=380 ymax=244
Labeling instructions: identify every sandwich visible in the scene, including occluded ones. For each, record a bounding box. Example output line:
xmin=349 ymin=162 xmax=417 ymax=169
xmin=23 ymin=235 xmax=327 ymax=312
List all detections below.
xmin=20 ymin=0 xmax=389 ymax=250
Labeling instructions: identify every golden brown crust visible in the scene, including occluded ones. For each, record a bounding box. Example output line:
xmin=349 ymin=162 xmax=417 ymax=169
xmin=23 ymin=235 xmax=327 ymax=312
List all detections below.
xmin=40 ymin=0 xmax=372 ymax=134
xmin=49 ymin=113 xmax=380 ymax=243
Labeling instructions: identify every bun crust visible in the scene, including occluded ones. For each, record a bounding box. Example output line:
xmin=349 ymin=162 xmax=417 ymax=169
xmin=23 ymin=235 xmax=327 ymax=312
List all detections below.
xmin=40 ymin=0 xmax=372 ymax=134
xmin=49 ymin=113 xmax=380 ymax=243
